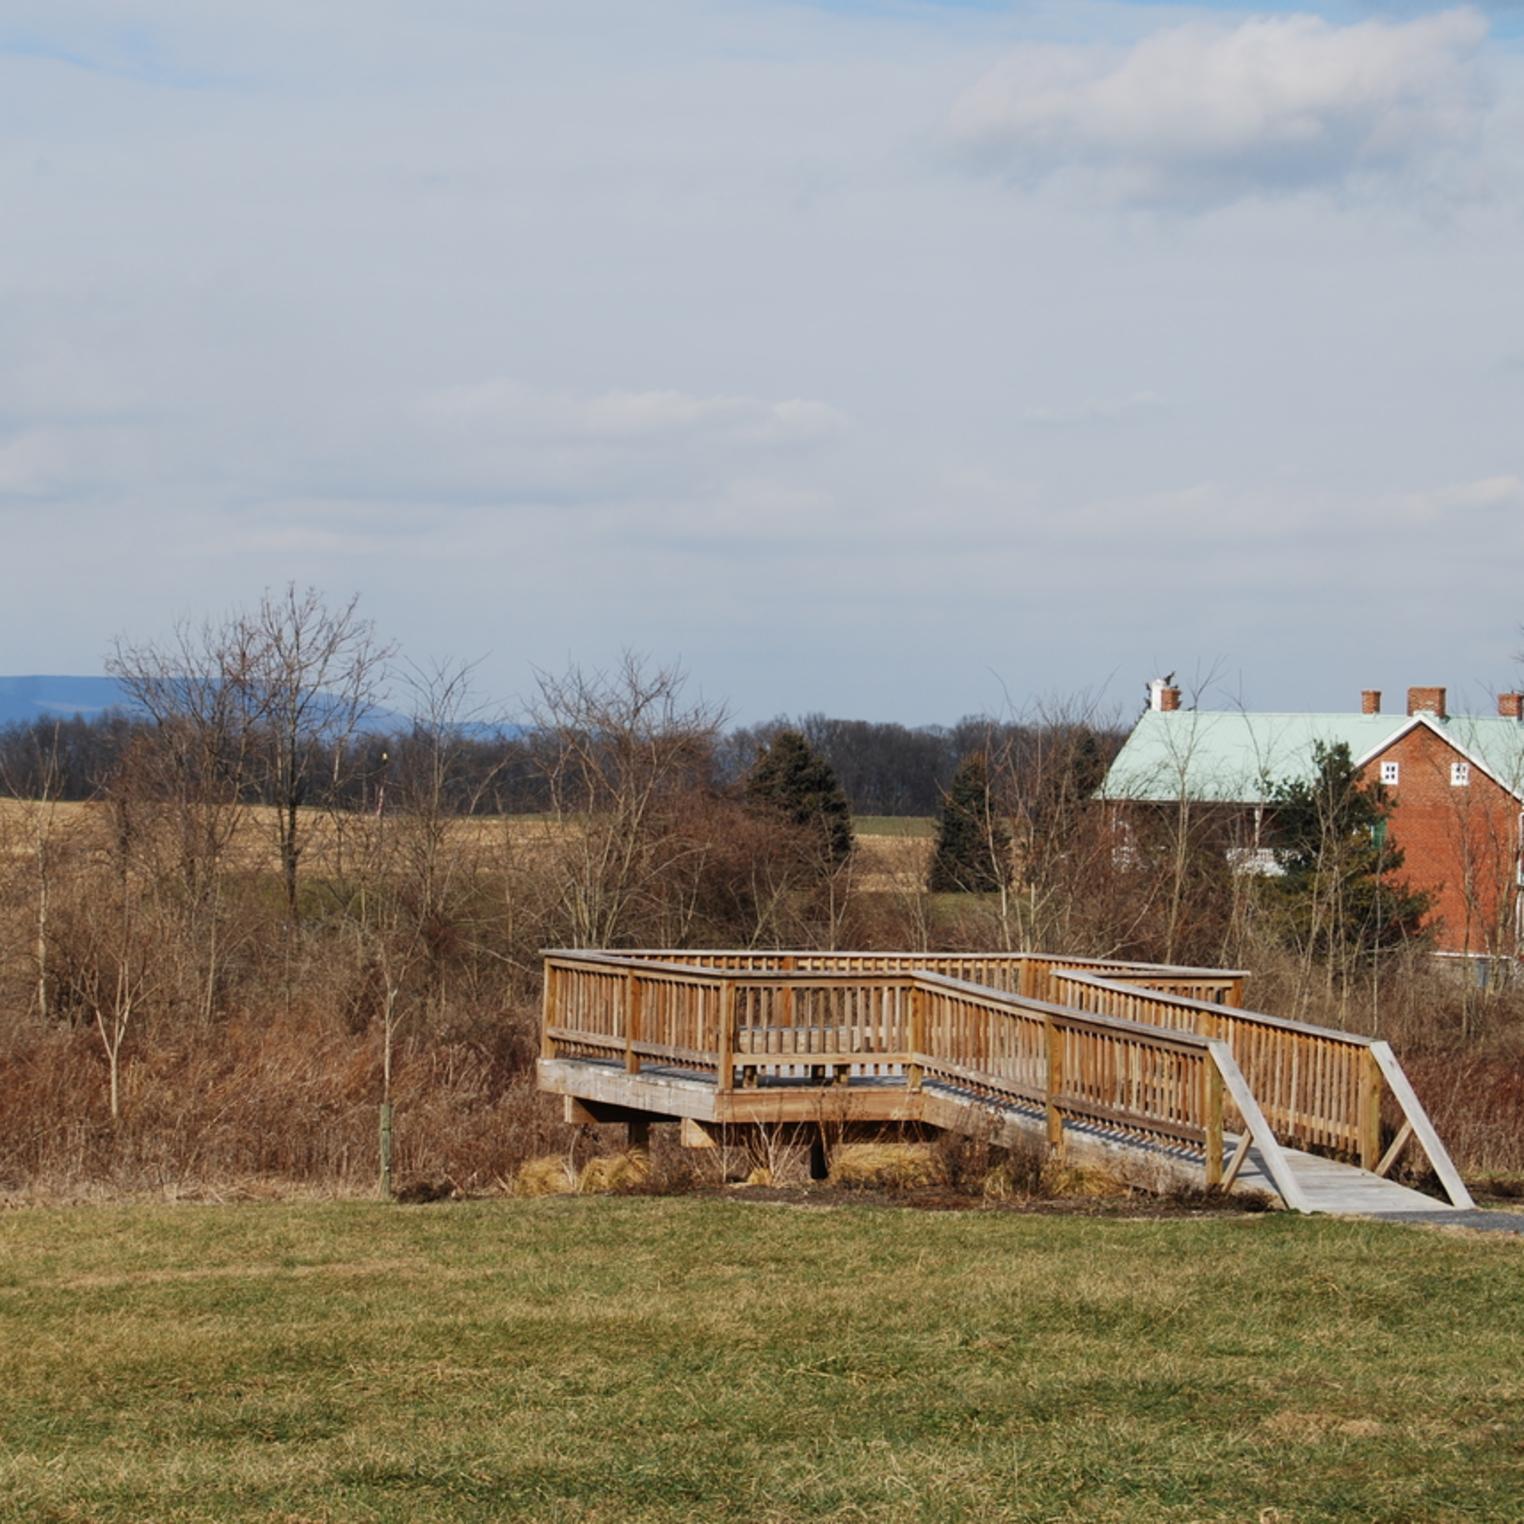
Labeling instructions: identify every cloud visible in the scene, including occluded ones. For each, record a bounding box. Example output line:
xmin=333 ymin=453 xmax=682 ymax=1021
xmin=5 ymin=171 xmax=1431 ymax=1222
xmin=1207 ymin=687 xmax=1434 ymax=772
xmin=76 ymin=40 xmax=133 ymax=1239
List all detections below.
xmin=1408 ymin=473 xmax=1524 ymax=514
xmin=421 ymin=379 xmax=846 ymax=449
xmin=949 ymin=8 xmax=1490 ymax=208
xmin=398 ymin=379 xmax=848 ymax=510
xmin=1021 ymin=391 xmax=1167 ymax=427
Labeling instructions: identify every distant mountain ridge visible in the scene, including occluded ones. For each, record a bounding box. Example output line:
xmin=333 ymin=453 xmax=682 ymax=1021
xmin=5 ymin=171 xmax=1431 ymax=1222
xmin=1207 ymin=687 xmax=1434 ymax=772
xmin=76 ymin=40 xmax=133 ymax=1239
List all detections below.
xmin=0 ymin=676 xmax=460 ymax=735
xmin=0 ymin=676 xmax=134 ymax=727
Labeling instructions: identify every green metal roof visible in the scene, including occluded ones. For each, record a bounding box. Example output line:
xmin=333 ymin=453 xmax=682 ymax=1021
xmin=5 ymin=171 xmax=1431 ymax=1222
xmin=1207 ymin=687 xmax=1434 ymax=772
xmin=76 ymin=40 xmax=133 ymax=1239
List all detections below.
xmin=1102 ymin=710 xmax=1524 ymax=804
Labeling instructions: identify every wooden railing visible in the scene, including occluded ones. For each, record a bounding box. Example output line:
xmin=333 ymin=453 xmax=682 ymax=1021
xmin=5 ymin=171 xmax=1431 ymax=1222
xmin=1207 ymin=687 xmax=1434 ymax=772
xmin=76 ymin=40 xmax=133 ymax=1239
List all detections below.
xmin=1050 ymin=970 xmax=1472 ymax=1207
xmin=541 ymin=951 xmax=1303 ymax=1205
xmin=611 ymin=949 xmax=1247 ymax=1007
xmin=910 ymin=972 xmax=1302 ymax=1200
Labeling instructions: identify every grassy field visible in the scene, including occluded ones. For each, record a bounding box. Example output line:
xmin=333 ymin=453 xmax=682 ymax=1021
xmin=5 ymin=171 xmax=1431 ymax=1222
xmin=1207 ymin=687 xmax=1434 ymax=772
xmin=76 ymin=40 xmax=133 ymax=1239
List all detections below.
xmin=1 ymin=1199 xmax=1521 ymax=1522
xmin=854 ymin=816 xmax=936 ymax=838
xmin=0 ymin=799 xmax=935 ymax=897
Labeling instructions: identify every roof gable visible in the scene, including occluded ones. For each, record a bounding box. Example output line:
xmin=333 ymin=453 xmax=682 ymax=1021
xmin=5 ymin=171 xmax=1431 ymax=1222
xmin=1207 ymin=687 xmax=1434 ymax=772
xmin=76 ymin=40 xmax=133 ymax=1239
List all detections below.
xmin=1359 ymin=713 xmax=1524 ymax=800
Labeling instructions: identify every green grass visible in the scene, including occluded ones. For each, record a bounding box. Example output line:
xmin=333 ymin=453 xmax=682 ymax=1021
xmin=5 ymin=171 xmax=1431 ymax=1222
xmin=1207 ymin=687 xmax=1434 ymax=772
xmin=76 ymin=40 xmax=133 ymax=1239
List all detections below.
xmin=1 ymin=1199 xmax=1521 ymax=1521
xmin=855 ymin=816 xmax=936 ymax=837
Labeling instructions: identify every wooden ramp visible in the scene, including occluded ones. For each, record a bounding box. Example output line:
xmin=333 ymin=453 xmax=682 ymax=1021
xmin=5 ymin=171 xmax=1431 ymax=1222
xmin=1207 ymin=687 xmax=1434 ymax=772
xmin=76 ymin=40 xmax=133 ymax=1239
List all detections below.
xmin=538 ymin=950 xmax=1474 ymax=1219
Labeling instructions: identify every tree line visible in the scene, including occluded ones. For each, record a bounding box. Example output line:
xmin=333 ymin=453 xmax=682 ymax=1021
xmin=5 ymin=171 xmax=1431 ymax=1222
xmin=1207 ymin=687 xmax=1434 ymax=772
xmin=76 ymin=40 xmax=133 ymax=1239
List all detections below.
xmin=0 ymin=694 xmax=1129 ymax=821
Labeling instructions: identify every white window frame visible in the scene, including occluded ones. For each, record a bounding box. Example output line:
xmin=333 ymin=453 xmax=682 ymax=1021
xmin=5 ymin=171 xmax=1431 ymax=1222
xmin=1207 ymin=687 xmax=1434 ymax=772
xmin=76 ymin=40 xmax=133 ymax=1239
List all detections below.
xmin=1451 ymin=761 xmax=1470 ymax=787
xmin=1381 ymin=760 xmax=1400 ymax=785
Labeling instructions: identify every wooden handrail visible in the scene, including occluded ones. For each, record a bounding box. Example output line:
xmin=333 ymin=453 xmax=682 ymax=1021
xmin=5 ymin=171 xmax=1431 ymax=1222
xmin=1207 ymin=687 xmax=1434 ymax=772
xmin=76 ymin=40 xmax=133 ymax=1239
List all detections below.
xmin=588 ymin=948 xmax=1248 ymax=978
xmin=1051 ymin=969 xmax=1369 ymax=1044
xmin=1050 ymin=970 xmax=1466 ymax=1198
xmin=905 ymin=972 xmax=1228 ymax=1160
xmin=558 ymin=948 xmax=1248 ymax=1004
xmin=912 ymin=971 xmax=1215 ymax=1055
xmin=1052 ymin=969 xmax=1374 ymax=1155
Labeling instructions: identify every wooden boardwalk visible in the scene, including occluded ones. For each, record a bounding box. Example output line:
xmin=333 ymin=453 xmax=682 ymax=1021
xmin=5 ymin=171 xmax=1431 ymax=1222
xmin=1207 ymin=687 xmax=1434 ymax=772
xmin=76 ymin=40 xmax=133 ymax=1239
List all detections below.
xmin=538 ymin=949 xmax=1473 ymax=1219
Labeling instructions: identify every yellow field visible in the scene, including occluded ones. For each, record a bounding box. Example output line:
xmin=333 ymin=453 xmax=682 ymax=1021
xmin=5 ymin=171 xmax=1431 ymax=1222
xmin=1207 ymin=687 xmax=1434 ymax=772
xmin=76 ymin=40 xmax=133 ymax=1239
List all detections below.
xmin=0 ymin=798 xmax=930 ymax=891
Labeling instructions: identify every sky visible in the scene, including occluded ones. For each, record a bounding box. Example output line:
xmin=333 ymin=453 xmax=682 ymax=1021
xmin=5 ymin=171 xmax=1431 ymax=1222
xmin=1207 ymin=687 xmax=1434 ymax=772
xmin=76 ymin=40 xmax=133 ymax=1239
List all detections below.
xmin=3 ymin=0 xmax=1523 ymax=725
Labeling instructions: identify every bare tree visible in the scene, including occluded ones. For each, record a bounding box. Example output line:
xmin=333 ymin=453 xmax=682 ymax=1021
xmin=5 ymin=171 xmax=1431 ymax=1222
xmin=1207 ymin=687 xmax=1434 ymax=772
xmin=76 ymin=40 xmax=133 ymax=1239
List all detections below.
xmin=108 ymin=617 xmax=261 ymax=1021
xmin=0 ymin=725 xmax=74 ymax=1020
xmin=53 ymin=790 xmax=165 ymax=1120
xmin=529 ymin=654 xmax=727 ymax=948
xmin=328 ymin=657 xmax=503 ymax=1195
xmin=242 ymin=587 xmax=393 ymax=920
xmin=109 ymin=587 xmax=393 ymax=923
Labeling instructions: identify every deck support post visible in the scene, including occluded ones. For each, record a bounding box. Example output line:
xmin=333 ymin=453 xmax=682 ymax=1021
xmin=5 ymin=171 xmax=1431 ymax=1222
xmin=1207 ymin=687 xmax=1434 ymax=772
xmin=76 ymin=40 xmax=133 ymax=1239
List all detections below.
xmin=1358 ymin=1047 xmax=1383 ymax=1171
xmin=809 ymin=1130 xmax=830 ymax=1181
xmin=627 ymin=1118 xmax=651 ymax=1152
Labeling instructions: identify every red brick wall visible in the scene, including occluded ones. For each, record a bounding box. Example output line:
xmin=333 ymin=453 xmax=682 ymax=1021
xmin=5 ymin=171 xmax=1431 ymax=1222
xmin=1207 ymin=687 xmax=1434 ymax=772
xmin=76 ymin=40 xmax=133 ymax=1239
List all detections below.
xmin=1360 ymin=724 xmax=1521 ymax=956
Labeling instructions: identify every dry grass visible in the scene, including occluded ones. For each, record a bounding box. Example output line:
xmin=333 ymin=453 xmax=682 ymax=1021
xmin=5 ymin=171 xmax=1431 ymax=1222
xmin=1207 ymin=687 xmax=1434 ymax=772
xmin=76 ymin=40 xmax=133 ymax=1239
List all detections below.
xmin=851 ymin=831 xmax=934 ymax=894
xmin=513 ymin=1155 xmax=578 ymax=1197
xmin=0 ymin=796 xmax=932 ymax=900
xmin=0 ymin=1010 xmax=561 ymax=1202
xmin=831 ymin=1142 xmax=947 ymax=1190
xmin=577 ymin=1148 xmax=650 ymax=1193
xmin=0 ymin=797 xmax=557 ymax=868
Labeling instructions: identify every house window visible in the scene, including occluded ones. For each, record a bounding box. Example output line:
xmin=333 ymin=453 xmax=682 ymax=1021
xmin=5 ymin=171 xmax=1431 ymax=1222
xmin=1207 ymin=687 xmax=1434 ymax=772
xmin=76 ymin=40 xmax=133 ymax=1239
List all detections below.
xmin=1381 ymin=761 xmax=1400 ymax=785
xmin=1451 ymin=762 xmax=1470 ymax=787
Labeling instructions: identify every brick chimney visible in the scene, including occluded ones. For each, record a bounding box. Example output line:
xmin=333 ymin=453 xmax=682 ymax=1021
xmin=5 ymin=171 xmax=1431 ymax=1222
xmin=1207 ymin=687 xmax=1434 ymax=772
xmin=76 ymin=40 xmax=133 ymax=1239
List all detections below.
xmin=1361 ymin=690 xmax=1381 ymax=715
xmin=1499 ymin=693 xmax=1524 ymax=720
xmin=1407 ymin=686 xmax=1447 ymax=719
xmin=1148 ymin=677 xmax=1181 ymax=713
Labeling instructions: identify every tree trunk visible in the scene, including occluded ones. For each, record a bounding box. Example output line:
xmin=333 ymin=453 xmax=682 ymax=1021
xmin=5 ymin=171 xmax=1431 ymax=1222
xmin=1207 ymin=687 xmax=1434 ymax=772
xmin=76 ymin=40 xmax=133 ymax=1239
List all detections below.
xmin=34 ymin=849 xmax=48 ymax=1020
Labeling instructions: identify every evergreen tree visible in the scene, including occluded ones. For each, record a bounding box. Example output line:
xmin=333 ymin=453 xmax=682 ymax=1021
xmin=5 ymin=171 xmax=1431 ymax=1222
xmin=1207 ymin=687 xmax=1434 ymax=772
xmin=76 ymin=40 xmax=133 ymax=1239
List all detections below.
xmin=1266 ymin=742 xmax=1430 ymax=958
xmin=929 ymin=752 xmax=1011 ymax=893
xmin=744 ymin=730 xmax=854 ymax=867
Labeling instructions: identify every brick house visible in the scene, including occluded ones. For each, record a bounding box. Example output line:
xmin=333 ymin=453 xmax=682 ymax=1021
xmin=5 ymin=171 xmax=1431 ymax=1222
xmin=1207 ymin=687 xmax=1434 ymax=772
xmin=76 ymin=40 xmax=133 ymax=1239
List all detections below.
xmin=1103 ymin=681 xmax=1524 ymax=959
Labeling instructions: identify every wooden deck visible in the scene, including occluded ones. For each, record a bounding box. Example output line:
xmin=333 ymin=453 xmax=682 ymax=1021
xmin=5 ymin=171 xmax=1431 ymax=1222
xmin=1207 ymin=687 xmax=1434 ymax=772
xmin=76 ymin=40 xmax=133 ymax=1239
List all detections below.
xmin=538 ymin=949 xmax=1473 ymax=1218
